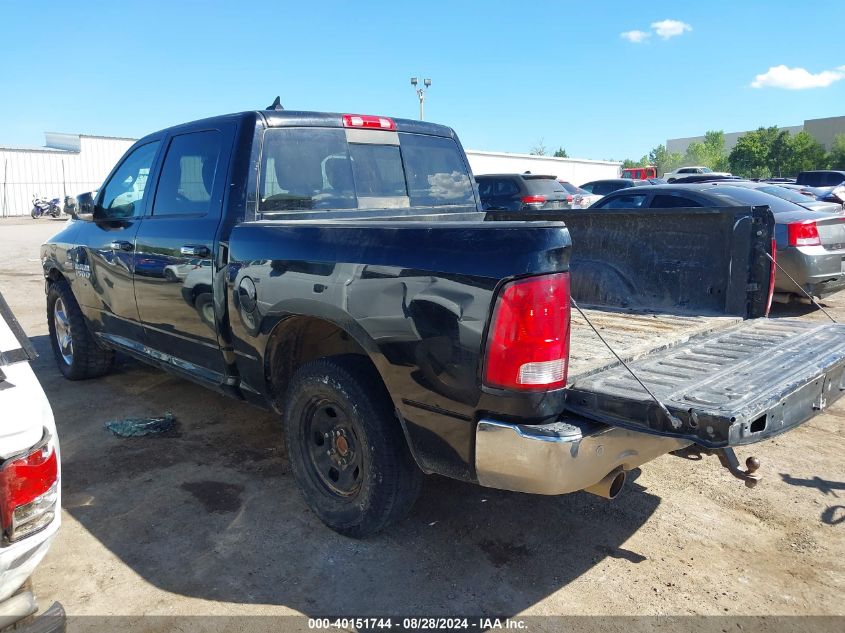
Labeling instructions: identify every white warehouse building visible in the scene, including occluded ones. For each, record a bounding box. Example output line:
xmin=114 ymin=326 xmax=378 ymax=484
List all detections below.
xmin=0 ymin=132 xmax=620 ymax=218
xmin=465 ymin=150 xmax=621 ymax=186
xmin=0 ymin=133 xmax=135 ymax=217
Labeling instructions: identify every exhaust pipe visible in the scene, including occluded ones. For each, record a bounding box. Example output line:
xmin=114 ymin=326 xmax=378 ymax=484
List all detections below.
xmin=584 ymin=468 xmax=626 ymax=500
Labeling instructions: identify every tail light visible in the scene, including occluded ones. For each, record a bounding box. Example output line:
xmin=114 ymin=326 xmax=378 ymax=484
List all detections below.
xmin=521 ymin=195 xmax=546 ymax=209
xmin=342 ymin=114 xmax=396 ymax=130
xmin=565 ymin=195 xmax=574 ymax=204
xmin=787 ymin=220 xmax=821 ymax=247
xmin=0 ymin=433 xmax=58 ymax=543
xmin=483 ymin=272 xmax=571 ymax=391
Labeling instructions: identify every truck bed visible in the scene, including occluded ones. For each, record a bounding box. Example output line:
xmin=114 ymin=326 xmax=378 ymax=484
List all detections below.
xmin=568 ymin=306 xmax=743 ymax=382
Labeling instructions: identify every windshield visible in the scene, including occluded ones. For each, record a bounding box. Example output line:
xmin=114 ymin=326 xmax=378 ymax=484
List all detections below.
xmin=258 ymin=128 xmax=475 ymax=215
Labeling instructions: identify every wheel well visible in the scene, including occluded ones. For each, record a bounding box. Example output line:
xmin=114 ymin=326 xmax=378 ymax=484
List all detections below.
xmin=264 ymin=316 xmax=377 ymax=414
xmin=46 ymin=268 xmax=65 ymax=284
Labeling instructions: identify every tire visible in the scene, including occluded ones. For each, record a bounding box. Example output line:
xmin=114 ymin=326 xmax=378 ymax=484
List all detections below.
xmin=283 ymin=354 xmax=422 ymax=537
xmin=30 ymin=208 xmax=38 ymax=219
xmin=47 ymin=280 xmax=114 ymax=380
xmin=193 ymin=292 xmax=215 ymax=328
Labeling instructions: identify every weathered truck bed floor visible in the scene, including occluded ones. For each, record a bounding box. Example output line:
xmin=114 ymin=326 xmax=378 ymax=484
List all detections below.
xmin=568 ymin=305 xmax=743 ymax=382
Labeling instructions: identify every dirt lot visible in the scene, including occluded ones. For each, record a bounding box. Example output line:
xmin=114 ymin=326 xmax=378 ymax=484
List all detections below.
xmin=1 ymin=218 xmax=843 ymax=626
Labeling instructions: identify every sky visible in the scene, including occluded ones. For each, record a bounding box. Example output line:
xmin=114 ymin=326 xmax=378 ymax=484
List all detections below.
xmin=1 ymin=0 xmax=844 ymax=161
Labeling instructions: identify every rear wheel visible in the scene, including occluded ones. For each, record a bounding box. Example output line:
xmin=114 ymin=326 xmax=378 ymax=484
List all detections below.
xmin=283 ymin=355 xmax=422 ymax=537
xmin=47 ymin=280 xmax=114 ymax=380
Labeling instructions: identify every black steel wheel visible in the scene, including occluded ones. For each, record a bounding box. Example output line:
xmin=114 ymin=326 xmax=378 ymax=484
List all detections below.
xmin=283 ymin=354 xmax=422 ymax=537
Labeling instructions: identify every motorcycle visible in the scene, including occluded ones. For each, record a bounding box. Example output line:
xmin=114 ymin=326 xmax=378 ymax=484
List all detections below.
xmin=31 ymin=194 xmax=62 ymax=219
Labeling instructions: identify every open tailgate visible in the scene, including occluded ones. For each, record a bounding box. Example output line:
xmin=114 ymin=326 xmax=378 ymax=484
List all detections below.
xmin=564 ymin=318 xmax=845 ymax=448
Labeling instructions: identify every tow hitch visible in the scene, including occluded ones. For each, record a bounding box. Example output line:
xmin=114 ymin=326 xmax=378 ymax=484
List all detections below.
xmin=673 ymin=446 xmax=762 ymax=488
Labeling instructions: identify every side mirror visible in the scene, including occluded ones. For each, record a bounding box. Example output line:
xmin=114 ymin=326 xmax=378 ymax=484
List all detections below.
xmin=73 ymin=192 xmax=97 ymax=221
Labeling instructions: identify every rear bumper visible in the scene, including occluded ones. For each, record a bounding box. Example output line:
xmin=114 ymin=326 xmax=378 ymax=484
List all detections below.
xmin=776 ymin=246 xmax=845 ymax=297
xmin=0 ymin=593 xmax=64 ymax=633
xmin=475 ymin=418 xmax=689 ymax=495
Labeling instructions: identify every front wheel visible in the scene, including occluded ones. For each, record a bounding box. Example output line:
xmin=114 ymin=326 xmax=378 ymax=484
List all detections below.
xmin=283 ymin=355 xmax=422 ymax=537
xmin=47 ymin=280 xmax=114 ymax=380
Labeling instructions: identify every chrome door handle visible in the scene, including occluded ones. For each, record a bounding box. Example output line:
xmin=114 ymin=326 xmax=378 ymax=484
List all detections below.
xmin=109 ymin=240 xmax=133 ymax=251
xmin=180 ymin=245 xmax=210 ymax=257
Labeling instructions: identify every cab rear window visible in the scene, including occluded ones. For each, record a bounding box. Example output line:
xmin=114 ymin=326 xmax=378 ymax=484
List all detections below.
xmin=258 ymin=128 xmax=474 ymax=214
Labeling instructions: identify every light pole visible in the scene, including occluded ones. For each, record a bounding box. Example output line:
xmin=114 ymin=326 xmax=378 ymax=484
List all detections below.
xmin=410 ymin=77 xmax=431 ymax=120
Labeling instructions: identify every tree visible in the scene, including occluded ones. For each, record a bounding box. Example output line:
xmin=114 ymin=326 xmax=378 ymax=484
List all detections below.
xmin=769 ymin=129 xmax=791 ymax=177
xmin=729 ymin=128 xmax=774 ymax=178
xmin=682 ymin=130 xmax=728 ymax=171
xmin=648 ymin=144 xmax=683 ymax=177
xmin=785 ymin=131 xmax=828 ymax=176
xmin=553 ymin=147 xmax=568 ymax=158
xmin=529 ymin=139 xmax=547 ymax=156
xmin=827 ymin=134 xmax=845 ymax=170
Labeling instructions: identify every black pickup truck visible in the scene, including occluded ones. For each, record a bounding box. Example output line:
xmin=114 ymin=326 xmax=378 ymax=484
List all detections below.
xmin=41 ymin=105 xmax=845 ymax=536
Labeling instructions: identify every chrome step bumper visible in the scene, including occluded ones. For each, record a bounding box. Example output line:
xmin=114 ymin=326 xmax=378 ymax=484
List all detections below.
xmin=475 ymin=418 xmax=690 ymax=495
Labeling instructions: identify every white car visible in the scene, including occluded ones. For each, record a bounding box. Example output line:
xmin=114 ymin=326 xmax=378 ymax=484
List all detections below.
xmin=558 ymin=181 xmax=601 ymax=209
xmin=0 ymin=293 xmax=64 ymax=631
xmin=663 ymin=166 xmax=731 ymax=182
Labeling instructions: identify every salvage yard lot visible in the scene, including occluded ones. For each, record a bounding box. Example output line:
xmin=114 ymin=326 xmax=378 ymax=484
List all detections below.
xmin=2 ymin=218 xmax=843 ymax=620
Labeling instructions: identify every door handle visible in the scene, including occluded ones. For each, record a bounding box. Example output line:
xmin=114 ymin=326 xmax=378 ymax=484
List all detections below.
xmin=109 ymin=240 xmax=133 ymax=251
xmin=180 ymin=245 xmax=210 ymax=257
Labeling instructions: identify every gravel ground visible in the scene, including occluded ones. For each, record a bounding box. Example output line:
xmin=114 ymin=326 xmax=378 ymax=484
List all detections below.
xmin=0 ymin=218 xmax=842 ymax=629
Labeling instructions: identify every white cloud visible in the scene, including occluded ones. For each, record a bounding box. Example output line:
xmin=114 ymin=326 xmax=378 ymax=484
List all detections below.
xmin=650 ymin=19 xmax=692 ymax=39
xmin=751 ymin=64 xmax=845 ymax=90
xmin=620 ymin=30 xmax=650 ymax=43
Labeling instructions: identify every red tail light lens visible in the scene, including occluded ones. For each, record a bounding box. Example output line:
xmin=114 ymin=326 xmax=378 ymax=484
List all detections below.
xmin=342 ymin=114 xmax=396 ymax=130
xmin=484 ymin=272 xmax=571 ymax=391
xmin=521 ymin=195 xmax=547 ymax=209
xmin=787 ymin=220 xmax=821 ymax=246
xmin=0 ymin=436 xmax=58 ymax=542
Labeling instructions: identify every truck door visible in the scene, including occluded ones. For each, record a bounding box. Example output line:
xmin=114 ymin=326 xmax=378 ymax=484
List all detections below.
xmin=69 ymin=139 xmax=161 ymax=345
xmin=132 ymin=124 xmax=235 ymax=384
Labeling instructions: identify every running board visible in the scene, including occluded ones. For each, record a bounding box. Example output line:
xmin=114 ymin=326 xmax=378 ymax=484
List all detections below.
xmin=564 ymin=319 xmax=845 ymax=448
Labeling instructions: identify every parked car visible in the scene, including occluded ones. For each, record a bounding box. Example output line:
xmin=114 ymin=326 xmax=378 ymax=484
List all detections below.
xmin=589 ymin=183 xmax=845 ymax=299
xmin=579 ymin=178 xmax=648 ymax=196
xmin=0 ymin=292 xmax=65 ymax=631
xmin=163 ymin=258 xmax=202 ymax=282
xmin=476 ymin=174 xmax=570 ymax=211
xmin=796 ymin=170 xmax=845 ymax=188
xmin=716 ymin=180 xmax=844 ymax=214
xmin=558 ymin=181 xmax=600 ymax=208
xmin=663 ymin=166 xmax=731 ymax=182
xmin=42 ymin=106 xmax=845 ymax=537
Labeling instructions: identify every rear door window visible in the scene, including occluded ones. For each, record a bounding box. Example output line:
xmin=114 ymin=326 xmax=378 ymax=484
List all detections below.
xmin=494 ymin=179 xmax=520 ymax=196
xmin=596 ymin=194 xmax=648 ymax=209
xmin=153 ymin=130 xmax=223 ymax=216
xmin=650 ymin=194 xmax=702 ymax=208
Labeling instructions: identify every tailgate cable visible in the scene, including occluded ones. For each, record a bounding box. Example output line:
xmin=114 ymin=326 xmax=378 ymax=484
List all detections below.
xmin=570 ymin=298 xmax=684 ymax=430
xmin=762 ymin=251 xmax=837 ymax=323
